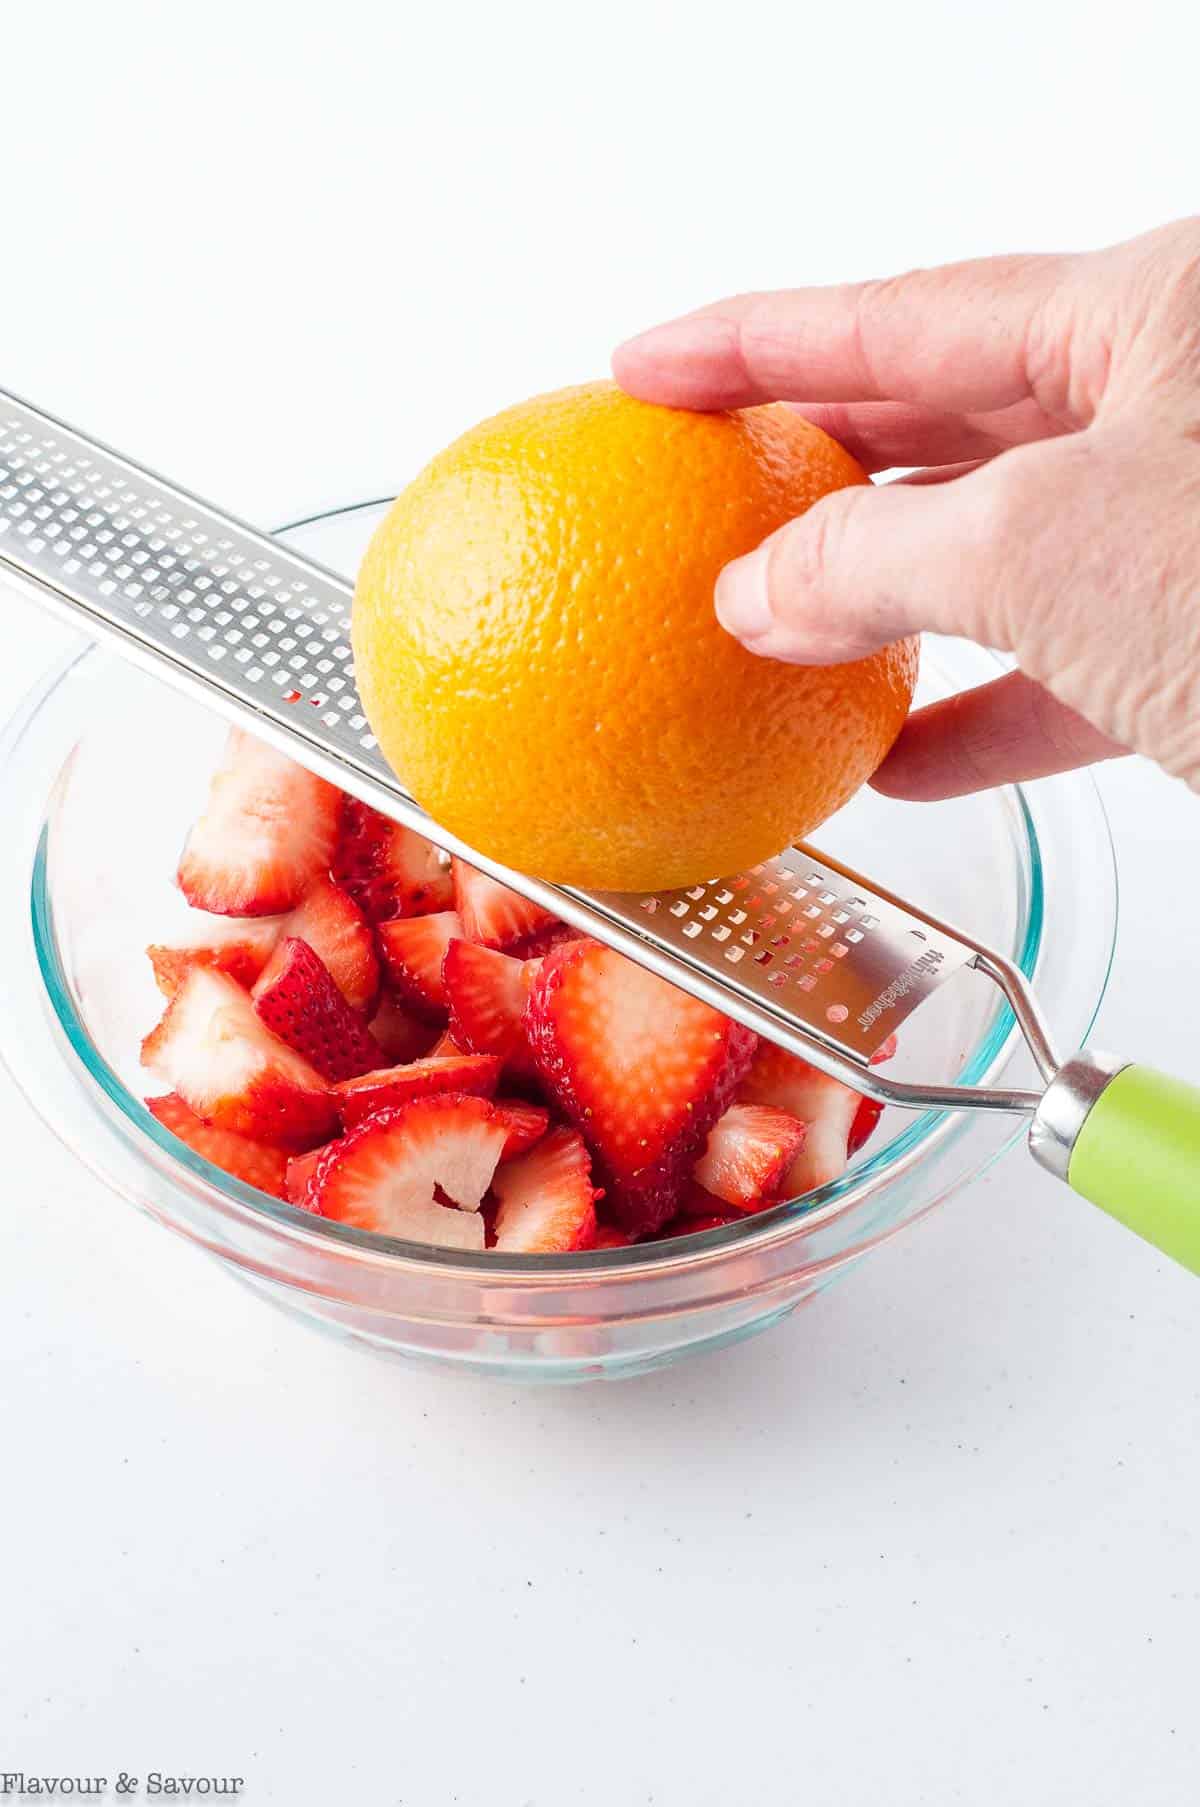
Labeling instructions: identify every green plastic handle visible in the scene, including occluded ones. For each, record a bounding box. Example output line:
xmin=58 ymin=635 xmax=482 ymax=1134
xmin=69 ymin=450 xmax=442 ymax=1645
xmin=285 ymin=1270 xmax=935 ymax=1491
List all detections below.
xmin=1069 ymin=1064 xmax=1200 ymax=1273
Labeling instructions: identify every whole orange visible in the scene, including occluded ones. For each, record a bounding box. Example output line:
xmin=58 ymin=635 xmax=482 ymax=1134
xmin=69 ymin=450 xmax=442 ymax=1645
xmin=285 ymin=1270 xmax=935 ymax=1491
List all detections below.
xmin=353 ymin=382 xmax=917 ymax=891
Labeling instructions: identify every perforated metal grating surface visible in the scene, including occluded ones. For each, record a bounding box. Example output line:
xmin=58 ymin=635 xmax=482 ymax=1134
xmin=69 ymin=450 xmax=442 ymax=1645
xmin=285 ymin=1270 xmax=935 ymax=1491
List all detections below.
xmin=0 ymin=388 xmax=974 ymax=1067
xmin=0 ymin=396 xmax=381 ymax=770
xmin=613 ymin=848 xmax=971 ymax=1059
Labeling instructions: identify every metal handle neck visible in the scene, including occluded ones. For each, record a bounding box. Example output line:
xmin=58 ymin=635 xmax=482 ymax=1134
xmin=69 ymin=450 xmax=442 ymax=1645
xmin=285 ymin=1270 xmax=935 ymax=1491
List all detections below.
xmin=1029 ymin=1051 xmax=1130 ymax=1181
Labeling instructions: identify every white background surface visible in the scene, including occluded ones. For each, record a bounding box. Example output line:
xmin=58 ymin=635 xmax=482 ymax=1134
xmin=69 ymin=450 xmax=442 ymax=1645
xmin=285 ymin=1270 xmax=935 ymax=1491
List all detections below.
xmin=3 ymin=4 xmax=1200 ymax=1803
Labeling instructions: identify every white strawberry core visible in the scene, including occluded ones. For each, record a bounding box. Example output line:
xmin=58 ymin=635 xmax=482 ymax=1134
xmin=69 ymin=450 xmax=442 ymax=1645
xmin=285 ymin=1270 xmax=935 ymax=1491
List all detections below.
xmin=147 ymin=967 xmax=324 ymax=1107
xmin=183 ymin=732 xmax=335 ymax=895
xmin=741 ymin=1058 xmax=860 ymax=1194
xmin=331 ymin=1105 xmax=507 ymax=1250
xmin=576 ymin=951 xmax=724 ymax=1157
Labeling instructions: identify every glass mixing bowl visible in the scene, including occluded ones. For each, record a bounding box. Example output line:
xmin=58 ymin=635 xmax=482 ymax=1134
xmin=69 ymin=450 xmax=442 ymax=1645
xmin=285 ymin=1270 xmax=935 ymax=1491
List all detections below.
xmin=0 ymin=501 xmax=1118 ymax=1382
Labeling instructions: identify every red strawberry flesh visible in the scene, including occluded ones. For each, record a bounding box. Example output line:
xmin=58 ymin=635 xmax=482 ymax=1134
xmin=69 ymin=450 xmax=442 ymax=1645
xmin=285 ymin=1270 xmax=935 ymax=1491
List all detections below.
xmin=443 ymin=938 xmax=541 ymax=1075
xmin=333 ymin=797 xmax=451 ymax=922
xmin=146 ymin=1093 xmax=289 ymax=1199
xmin=141 ymin=966 xmax=337 ymax=1149
xmin=177 ymin=728 xmax=341 ymax=916
xmin=660 ymin=1208 xmax=745 ymax=1238
xmin=334 ymin=1053 xmax=502 ymax=1128
xmin=147 ymin=920 xmax=282 ymax=999
xmin=309 ymin=1094 xmax=506 ymax=1248
xmin=738 ymin=1044 xmax=864 ymax=1197
xmin=377 ymin=911 xmax=462 ymax=1018
xmin=451 ymin=859 xmax=556 ymax=951
xmin=284 ymin=1146 xmax=324 ymax=1207
xmin=492 ymin=1098 xmax=550 ymax=1160
xmin=525 ymin=939 xmax=757 ymax=1236
xmin=368 ymin=989 xmax=439 ymax=1064
xmin=848 ymin=1095 xmax=884 ymax=1156
xmin=271 ymin=874 xmax=379 ymax=1013
xmin=694 ymin=1103 xmax=807 ymax=1210
xmin=252 ymin=936 xmax=381 ymax=1082
xmin=591 ymin=1223 xmax=636 ymax=1250
xmin=492 ymin=1126 xmax=599 ymax=1254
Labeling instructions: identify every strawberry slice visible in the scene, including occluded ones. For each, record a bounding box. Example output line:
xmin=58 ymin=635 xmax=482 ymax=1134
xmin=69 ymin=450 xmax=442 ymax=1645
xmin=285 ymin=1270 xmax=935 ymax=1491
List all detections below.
xmin=693 ymin=1103 xmax=807 ymax=1210
xmin=141 ymin=966 xmax=337 ymax=1149
xmin=738 ymin=1044 xmax=865 ymax=1196
xmin=591 ymin=1223 xmax=636 ymax=1250
xmin=508 ymin=922 xmax=581 ymax=960
xmin=377 ymin=911 xmax=462 ymax=1018
xmin=661 ymin=1207 xmax=744 ymax=1238
xmin=271 ymin=874 xmax=379 ymax=1013
xmin=492 ymin=1098 xmax=550 ymax=1160
xmin=848 ymin=1095 xmax=883 ymax=1156
xmin=491 ymin=1127 xmax=599 ymax=1254
xmin=147 ymin=918 xmax=283 ymax=998
xmin=251 ymin=936 xmax=380 ymax=1082
xmin=177 ymin=728 xmax=341 ymax=916
xmin=309 ymin=1094 xmax=506 ymax=1249
xmin=428 ymin=1028 xmax=466 ymax=1057
xmin=333 ymin=797 xmax=452 ymax=922
xmin=847 ymin=1033 xmax=897 ymax=1155
xmin=525 ymin=939 xmax=757 ymax=1236
xmin=451 ymin=859 xmax=556 ymax=951
xmin=443 ymin=939 xmax=541 ymax=1075
xmin=367 ymin=989 xmax=439 ymax=1063
xmin=284 ymin=1146 xmax=324 ymax=1207
xmin=334 ymin=1053 xmax=502 ymax=1128
xmin=146 ymin=1093 xmax=289 ymax=1199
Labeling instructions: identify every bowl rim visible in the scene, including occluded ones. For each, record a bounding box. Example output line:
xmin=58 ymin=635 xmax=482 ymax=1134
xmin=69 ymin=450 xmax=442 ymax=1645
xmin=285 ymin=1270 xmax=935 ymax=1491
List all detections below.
xmin=15 ymin=497 xmax=1119 ymax=1280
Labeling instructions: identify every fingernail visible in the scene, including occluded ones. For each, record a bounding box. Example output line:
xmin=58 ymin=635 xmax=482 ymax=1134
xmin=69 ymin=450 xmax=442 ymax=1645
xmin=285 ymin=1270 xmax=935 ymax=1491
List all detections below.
xmin=715 ymin=543 xmax=774 ymax=642
xmin=615 ymin=315 xmax=737 ymax=366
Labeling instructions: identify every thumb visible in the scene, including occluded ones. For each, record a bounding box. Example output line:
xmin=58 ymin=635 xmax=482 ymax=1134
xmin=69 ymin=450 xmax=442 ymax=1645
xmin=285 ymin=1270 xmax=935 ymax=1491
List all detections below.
xmin=714 ymin=472 xmax=999 ymax=664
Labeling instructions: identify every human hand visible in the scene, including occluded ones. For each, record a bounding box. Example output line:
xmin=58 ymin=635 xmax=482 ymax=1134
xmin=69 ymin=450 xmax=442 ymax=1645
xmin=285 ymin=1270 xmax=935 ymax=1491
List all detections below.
xmin=612 ymin=221 xmax=1200 ymax=800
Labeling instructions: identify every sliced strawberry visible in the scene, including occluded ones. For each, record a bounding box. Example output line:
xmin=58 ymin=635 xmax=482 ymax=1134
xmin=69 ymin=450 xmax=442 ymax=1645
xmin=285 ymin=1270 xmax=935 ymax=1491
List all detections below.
xmin=268 ymin=874 xmax=379 ymax=1012
xmin=309 ymin=1094 xmax=506 ymax=1249
xmin=141 ymin=966 xmax=337 ymax=1149
xmin=451 ymin=859 xmax=557 ymax=951
xmin=660 ymin=1207 xmax=745 ymax=1238
xmin=146 ymin=1093 xmax=289 ymax=1199
xmin=591 ymin=1223 xmax=636 ymax=1250
xmin=738 ymin=1044 xmax=865 ymax=1197
xmin=334 ymin=1053 xmax=502 ymax=1128
xmin=508 ymin=922 xmax=580 ymax=960
xmin=492 ymin=1098 xmax=550 ymax=1160
xmin=443 ymin=939 xmax=541 ymax=1076
xmin=377 ymin=911 xmax=462 ymax=1018
xmin=368 ymin=988 xmax=439 ymax=1063
xmin=251 ymin=937 xmax=380 ymax=1082
xmin=284 ymin=1146 xmax=324 ymax=1207
xmin=333 ymin=797 xmax=452 ymax=922
xmin=525 ymin=939 xmax=757 ymax=1237
xmin=848 ymin=1095 xmax=884 ymax=1156
xmin=428 ymin=1028 xmax=466 ymax=1057
xmin=491 ymin=1127 xmax=599 ymax=1254
xmin=693 ymin=1103 xmax=807 ymax=1210
xmin=846 ymin=1033 xmax=896 ymax=1156
xmin=147 ymin=918 xmax=282 ymax=999
xmin=177 ymin=728 xmax=341 ymax=916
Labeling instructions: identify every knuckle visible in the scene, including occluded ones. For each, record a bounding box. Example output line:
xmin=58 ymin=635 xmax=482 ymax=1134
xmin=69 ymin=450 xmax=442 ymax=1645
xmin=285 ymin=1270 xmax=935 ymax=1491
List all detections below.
xmin=774 ymin=488 xmax=859 ymax=600
xmin=765 ymin=489 xmax=876 ymax=660
xmin=1078 ymin=220 xmax=1200 ymax=412
xmin=734 ymin=295 xmax=794 ymax=394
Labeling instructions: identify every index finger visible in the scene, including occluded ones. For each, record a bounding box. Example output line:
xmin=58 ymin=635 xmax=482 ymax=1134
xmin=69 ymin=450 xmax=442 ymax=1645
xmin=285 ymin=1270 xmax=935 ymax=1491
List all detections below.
xmin=612 ymin=252 xmax=1079 ymax=419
